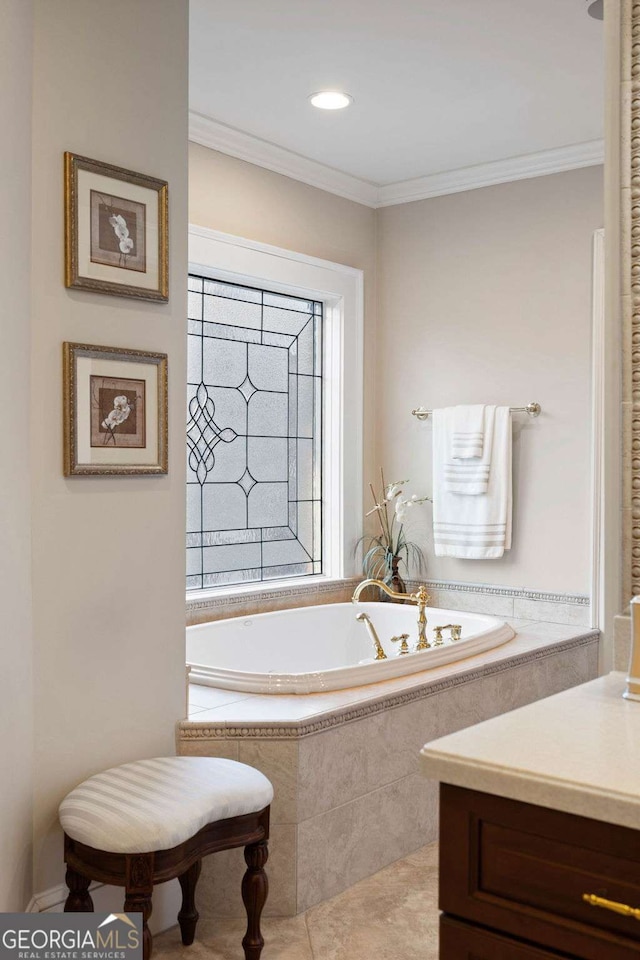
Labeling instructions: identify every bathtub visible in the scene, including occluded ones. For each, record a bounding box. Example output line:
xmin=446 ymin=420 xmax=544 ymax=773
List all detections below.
xmin=187 ymin=601 xmax=515 ymax=694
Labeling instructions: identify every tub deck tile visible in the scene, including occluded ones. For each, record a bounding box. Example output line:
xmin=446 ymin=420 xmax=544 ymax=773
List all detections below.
xmin=188 ymin=685 xmax=253 ymax=712
xmin=182 ymin=624 xmax=599 ymax=734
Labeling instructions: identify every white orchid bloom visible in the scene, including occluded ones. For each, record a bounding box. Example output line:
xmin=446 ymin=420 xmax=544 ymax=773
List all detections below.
xmin=395 ymin=498 xmax=409 ymax=523
xmin=395 ymin=493 xmax=431 ymax=524
xmin=109 ymin=214 xmax=128 ymax=239
xmin=102 ymin=395 xmax=131 ymax=431
xmin=385 ymin=479 xmax=408 ymax=501
xmin=109 ymin=214 xmax=134 ymax=255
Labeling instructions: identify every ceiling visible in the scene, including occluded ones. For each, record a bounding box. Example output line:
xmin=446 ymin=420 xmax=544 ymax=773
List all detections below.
xmin=189 ymin=0 xmax=604 ymax=190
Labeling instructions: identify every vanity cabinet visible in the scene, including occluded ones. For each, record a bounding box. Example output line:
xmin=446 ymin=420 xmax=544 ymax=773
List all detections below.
xmin=439 ymin=784 xmax=640 ymax=960
xmin=440 ymin=917 xmax=576 ymax=958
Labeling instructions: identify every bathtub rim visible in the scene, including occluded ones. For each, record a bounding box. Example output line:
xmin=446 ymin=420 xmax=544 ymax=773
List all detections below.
xmin=186 ymin=602 xmax=516 ymax=694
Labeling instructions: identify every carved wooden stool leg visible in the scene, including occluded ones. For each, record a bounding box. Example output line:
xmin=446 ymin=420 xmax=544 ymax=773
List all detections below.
xmin=125 ymin=854 xmax=154 ymax=960
xmin=241 ymin=840 xmax=269 ymax=960
xmin=64 ymin=867 xmax=94 ymax=912
xmin=178 ymin=859 xmax=202 ymax=945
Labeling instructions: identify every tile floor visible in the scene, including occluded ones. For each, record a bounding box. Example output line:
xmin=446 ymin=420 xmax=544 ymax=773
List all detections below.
xmin=154 ymin=842 xmax=439 ymax=960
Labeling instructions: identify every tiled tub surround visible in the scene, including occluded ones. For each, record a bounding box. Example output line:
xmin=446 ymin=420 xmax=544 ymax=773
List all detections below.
xmin=177 ymin=621 xmax=599 ymax=917
xmin=187 ymin=577 xmax=591 ymax=627
xmin=186 ymin=579 xmax=358 ymax=626
xmin=418 ymin=581 xmax=591 ymax=627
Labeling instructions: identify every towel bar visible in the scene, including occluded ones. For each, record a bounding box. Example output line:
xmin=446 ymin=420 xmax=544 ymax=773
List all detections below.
xmin=411 ymin=402 xmax=541 ymax=421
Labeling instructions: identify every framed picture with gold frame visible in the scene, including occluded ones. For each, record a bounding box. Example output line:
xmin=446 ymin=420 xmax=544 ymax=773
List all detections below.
xmin=64 ymin=152 xmax=168 ymax=301
xmin=63 ymin=342 xmax=168 ymax=476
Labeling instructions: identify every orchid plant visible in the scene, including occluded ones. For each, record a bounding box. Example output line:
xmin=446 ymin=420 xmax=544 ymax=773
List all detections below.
xmin=358 ymin=469 xmax=432 ymax=588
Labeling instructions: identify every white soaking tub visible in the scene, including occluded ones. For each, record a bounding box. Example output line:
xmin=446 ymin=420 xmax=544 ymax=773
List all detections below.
xmin=187 ymin=601 xmax=515 ymax=694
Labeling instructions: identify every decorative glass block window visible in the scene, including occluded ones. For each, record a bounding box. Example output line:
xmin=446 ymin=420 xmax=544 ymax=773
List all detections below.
xmin=186 ymin=274 xmax=323 ymax=590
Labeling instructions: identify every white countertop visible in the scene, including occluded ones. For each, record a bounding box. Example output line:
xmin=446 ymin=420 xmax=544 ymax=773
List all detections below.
xmin=420 ymin=672 xmax=640 ymax=830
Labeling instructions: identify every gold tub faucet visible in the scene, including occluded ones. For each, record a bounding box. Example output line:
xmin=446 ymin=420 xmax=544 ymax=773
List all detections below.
xmin=352 ymin=579 xmax=432 ymax=651
xmin=433 ymin=624 xmax=463 ymax=646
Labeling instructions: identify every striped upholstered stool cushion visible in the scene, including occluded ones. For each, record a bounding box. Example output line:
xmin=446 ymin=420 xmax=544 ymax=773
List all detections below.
xmin=59 ymin=756 xmax=274 ymax=853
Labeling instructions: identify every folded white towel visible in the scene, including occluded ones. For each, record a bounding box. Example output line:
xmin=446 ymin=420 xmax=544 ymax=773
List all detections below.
xmin=433 ymin=406 xmax=512 ymax=559
xmin=445 ymin=405 xmax=495 ymax=495
xmin=451 ymin=404 xmax=485 ymax=459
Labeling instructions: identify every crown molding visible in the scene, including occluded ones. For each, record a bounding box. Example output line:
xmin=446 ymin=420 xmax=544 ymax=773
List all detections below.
xmin=376 ymin=140 xmax=605 ymax=206
xmin=189 ymin=111 xmax=378 ymax=207
xmin=189 ymin=111 xmax=604 ymax=208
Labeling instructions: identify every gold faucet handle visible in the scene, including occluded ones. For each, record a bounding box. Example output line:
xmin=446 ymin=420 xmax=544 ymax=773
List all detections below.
xmin=412 ymin=585 xmax=431 ymax=605
xmin=433 ymin=626 xmax=444 ymax=645
xmin=449 ymin=625 xmax=462 ymax=641
xmin=391 ymin=633 xmax=410 ymax=655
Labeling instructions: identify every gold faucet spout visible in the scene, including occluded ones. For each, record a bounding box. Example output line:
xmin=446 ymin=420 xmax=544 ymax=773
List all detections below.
xmin=352 ymin=578 xmax=432 ymax=652
xmin=351 ymin=578 xmax=408 ymax=603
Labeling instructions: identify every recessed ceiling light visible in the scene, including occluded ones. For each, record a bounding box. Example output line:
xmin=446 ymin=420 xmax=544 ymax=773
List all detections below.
xmin=586 ymin=0 xmax=603 ymax=20
xmin=309 ymin=91 xmax=353 ymax=110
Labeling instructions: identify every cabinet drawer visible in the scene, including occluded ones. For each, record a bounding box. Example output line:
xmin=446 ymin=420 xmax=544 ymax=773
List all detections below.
xmin=440 ymin=784 xmax=640 ymax=960
xmin=440 ymin=917 xmax=569 ymax=959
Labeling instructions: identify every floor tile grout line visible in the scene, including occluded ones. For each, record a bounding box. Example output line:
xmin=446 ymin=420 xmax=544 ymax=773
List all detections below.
xmin=296 ymin=769 xmax=422 ymax=826
xmin=303 ymin=912 xmax=316 ymax=959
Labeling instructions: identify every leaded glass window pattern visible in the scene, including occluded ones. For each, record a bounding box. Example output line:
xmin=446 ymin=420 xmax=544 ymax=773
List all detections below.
xmin=187 ymin=274 xmax=323 ymax=590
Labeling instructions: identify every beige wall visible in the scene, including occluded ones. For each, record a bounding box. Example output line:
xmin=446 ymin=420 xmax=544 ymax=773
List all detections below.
xmin=377 ymin=166 xmax=603 ymax=595
xmin=0 ymin=0 xmax=34 ymax=912
xmin=30 ymin=0 xmax=188 ymax=892
xmin=189 ymin=143 xmax=378 ymax=493
xmin=190 ymin=149 xmax=602 ymax=597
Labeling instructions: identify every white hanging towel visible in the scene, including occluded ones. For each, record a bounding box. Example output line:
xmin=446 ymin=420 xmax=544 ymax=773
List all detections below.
xmin=433 ymin=406 xmax=512 ymax=559
xmin=445 ymin=405 xmax=494 ymax=495
xmin=451 ymin=404 xmax=485 ymax=459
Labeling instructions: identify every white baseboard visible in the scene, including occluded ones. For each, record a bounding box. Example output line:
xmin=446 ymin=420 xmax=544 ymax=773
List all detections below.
xmin=27 ymin=879 xmax=181 ymax=935
xmin=26 ymin=882 xmax=96 ymax=913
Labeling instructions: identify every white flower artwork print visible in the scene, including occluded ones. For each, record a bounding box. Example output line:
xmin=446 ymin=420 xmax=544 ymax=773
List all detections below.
xmin=89 ymin=190 xmax=146 ymax=272
xmin=90 ymin=376 xmax=146 ymax=448
xmin=63 ymin=342 xmax=168 ymax=476
xmin=108 ymin=213 xmax=135 ymax=255
xmin=65 ymin=152 xmax=168 ymax=301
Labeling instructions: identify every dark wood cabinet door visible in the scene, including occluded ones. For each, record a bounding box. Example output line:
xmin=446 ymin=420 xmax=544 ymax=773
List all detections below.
xmin=439 ymin=784 xmax=640 ymax=960
xmin=440 ymin=917 xmax=572 ymax=959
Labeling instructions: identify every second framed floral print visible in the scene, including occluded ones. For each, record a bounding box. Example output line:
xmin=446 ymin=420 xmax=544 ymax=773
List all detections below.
xmin=64 ymin=152 xmax=168 ymax=301
xmin=63 ymin=342 xmax=168 ymax=476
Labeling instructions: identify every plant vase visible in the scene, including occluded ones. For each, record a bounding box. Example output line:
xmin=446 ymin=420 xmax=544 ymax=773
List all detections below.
xmin=380 ymin=555 xmax=407 ymax=602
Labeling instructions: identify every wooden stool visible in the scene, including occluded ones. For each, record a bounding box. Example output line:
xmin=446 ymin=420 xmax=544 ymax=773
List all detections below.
xmin=59 ymin=757 xmax=273 ymax=960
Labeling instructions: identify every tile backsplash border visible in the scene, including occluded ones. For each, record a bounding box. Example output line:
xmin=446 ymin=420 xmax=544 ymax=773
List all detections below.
xmin=187 ymin=576 xmax=591 ymax=628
